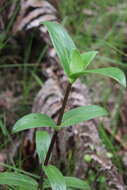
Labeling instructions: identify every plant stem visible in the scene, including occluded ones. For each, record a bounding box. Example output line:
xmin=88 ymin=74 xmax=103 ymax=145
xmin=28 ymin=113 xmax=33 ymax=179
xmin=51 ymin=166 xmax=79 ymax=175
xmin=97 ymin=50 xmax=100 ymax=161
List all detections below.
xmin=44 ymin=82 xmax=72 ymax=165
xmin=38 ymin=82 xmax=72 ymax=189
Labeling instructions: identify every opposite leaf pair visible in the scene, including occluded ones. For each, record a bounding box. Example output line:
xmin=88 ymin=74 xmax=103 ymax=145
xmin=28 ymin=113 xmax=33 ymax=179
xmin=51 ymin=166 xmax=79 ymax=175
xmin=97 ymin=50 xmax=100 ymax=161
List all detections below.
xmin=43 ymin=165 xmax=91 ymax=190
xmin=12 ymin=105 xmax=108 ymax=133
xmin=43 ymin=21 xmax=126 ymax=87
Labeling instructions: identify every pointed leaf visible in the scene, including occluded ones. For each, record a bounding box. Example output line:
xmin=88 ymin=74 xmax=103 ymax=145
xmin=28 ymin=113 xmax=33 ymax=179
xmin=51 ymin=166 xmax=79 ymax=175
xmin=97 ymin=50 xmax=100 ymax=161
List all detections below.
xmin=43 ymin=21 xmax=76 ymax=75
xmin=12 ymin=113 xmax=56 ymax=133
xmin=65 ymin=177 xmax=91 ymax=190
xmin=0 ymin=172 xmax=37 ymax=190
xmin=43 ymin=165 xmax=66 ymax=190
xmin=70 ymin=49 xmax=84 ymax=73
xmin=36 ymin=131 xmax=51 ymax=163
xmin=81 ymin=51 xmax=98 ymax=69
xmin=61 ymin=105 xmax=108 ymax=127
xmin=69 ymin=67 xmax=126 ymax=87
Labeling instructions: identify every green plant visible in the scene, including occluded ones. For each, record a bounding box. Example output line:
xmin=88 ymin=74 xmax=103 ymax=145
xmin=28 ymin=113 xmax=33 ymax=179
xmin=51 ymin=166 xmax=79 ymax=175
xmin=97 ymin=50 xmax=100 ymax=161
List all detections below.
xmin=0 ymin=21 xmax=126 ymax=190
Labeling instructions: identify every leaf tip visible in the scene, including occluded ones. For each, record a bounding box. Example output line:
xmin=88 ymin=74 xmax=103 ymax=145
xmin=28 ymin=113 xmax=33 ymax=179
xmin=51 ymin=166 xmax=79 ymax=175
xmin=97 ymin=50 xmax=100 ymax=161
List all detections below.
xmin=101 ymin=107 xmax=109 ymax=116
xmin=117 ymin=68 xmax=126 ymax=88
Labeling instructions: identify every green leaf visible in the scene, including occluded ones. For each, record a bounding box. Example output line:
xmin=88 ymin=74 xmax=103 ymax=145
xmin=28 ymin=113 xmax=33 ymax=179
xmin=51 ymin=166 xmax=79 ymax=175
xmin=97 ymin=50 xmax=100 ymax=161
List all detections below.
xmin=61 ymin=105 xmax=108 ymax=127
xmin=44 ymin=177 xmax=91 ymax=190
xmin=70 ymin=49 xmax=84 ymax=73
xmin=69 ymin=67 xmax=126 ymax=87
xmin=43 ymin=165 xmax=66 ymax=190
xmin=36 ymin=131 xmax=51 ymax=163
xmin=12 ymin=113 xmax=56 ymax=133
xmin=0 ymin=172 xmax=37 ymax=190
xmin=43 ymin=21 xmax=76 ymax=75
xmin=81 ymin=51 xmax=98 ymax=69
xmin=65 ymin=177 xmax=91 ymax=190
